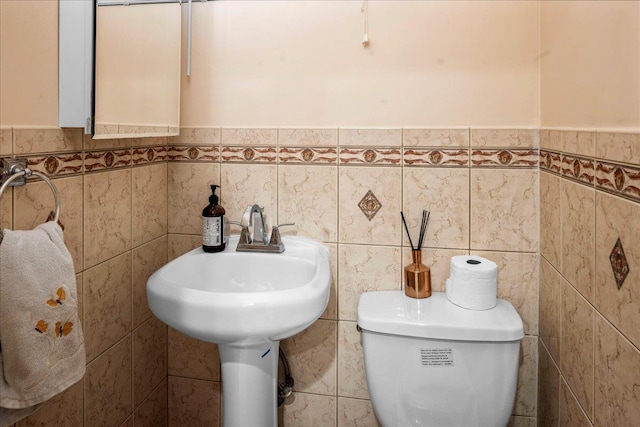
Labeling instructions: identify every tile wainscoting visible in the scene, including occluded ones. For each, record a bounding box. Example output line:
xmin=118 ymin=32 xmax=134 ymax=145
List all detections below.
xmin=163 ymin=127 xmax=540 ymax=427
xmin=538 ymin=130 xmax=640 ymax=427
xmin=2 ymin=126 xmax=636 ymax=426
xmin=1 ymin=128 xmax=169 ymax=427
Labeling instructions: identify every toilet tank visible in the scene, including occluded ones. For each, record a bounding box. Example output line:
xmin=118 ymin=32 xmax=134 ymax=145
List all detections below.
xmin=358 ymin=291 xmax=524 ymax=427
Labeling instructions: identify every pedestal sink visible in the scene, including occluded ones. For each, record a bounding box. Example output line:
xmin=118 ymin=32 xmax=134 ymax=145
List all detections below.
xmin=147 ymin=235 xmax=331 ymax=427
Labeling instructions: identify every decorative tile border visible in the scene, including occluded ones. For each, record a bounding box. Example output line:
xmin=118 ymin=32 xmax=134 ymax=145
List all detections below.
xmin=11 ymin=146 xmax=168 ymax=179
xmin=84 ymin=149 xmax=132 ymax=172
xmin=278 ymin=147 xmax=337 ymax=164
xmin=404 ymin=148 xmax=468 ymax=167
xmin=471 ymin=149 xmax=538 ymax=168
xmin=540 ymin=150 xmax=562 ymax=174
xmin=167 ymin=145 xmax=219 ymax=162
xmin=220 ymin=146 xmax=277 ymax=163
xmin=561 ymin=154 xmax=595 ymax=185
xmin=596 ymin=161 xmax=640 ymax=202
xmin=6 ymin=128 xmax=638 ymax=208
xmin=542 ymin=145 xmax=640 ymax=203
xmin=156 ymin=128 xmax=543 ymax=170
xmin=26 ymin=152 xmax=83 ymax=177
xmin=339 ymin=148 xmax=402 ymax=165
xmin=132 ymin=147 xmax=168 ymax=166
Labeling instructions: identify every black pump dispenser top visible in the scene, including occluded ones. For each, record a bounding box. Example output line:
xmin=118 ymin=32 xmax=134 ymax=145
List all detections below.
xmin=209 ymin=185 xmax=220 ymax=205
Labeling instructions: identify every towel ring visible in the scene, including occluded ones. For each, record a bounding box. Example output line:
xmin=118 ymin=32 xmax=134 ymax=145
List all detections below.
xmin=0 ymin=166 xmax=60 ymax=224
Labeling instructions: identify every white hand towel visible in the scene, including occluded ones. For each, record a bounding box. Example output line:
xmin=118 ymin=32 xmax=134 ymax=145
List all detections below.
xmin=0 ymin=221 xmax=85 ymax=412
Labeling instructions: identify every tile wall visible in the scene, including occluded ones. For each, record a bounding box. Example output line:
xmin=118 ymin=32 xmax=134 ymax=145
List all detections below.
xmin=163 ymin=127 xmax=540 ymax=427
xmin=10 ymin=126 xmax=636 ymax=427
xmin=0 ymin=127 xmax=169 ymax=427
xmin=538 ymin=130 xmax=640 ymax=426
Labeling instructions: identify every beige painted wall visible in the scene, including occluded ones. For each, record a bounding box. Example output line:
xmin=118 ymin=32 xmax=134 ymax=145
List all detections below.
xmin=4 ymin=1 xmax=638 ymax=131
xmin=541 ymin=0 xmax=640 ymax=129
xmin=0 ymin=0 xmax=59 ymax=126
xmin=181 ymin=0 xmax=540 ymax=127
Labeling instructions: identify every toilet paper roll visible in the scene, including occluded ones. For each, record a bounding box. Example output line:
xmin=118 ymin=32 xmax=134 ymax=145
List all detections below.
xmin=445 ymin=255 xmax=498 ymax=310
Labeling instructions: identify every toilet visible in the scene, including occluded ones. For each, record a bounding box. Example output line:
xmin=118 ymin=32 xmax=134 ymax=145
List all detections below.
xmin=358 ymin=291 xmax=524 ymax=427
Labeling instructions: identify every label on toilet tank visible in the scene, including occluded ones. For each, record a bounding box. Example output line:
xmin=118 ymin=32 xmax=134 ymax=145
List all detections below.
xmin=420 ymin=349 xmax=454 ymax=367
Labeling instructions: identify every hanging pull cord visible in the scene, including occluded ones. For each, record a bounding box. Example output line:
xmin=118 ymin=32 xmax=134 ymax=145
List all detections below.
xmin=278 ymin=348 xmax=294 ymax=407
xmin=361 ymin=0 xmax=369 ymax=47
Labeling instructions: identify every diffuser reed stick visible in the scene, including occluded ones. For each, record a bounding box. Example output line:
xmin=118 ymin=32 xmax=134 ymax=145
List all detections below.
xmin=417 ymin=210 xmax=430 ymax=251
xmin=400 ymin=211 xmax=415 ymax=250
xmin=401 ymin=210 xmax=430 ymax=251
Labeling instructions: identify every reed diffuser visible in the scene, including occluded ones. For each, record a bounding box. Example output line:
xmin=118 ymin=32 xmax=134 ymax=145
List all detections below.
xmin=401 ymin=210 xmax=431 ymax=299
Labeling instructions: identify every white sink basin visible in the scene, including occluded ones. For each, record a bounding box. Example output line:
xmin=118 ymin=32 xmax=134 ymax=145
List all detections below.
xmin=147 ymin=234 xmax=331 ymax=345
xmin=148 ymin=234 xmax=331 ymax=426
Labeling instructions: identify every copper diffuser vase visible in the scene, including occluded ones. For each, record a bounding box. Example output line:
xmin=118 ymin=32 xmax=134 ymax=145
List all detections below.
xmin=404 ymin=250 xmax=431 ymax=299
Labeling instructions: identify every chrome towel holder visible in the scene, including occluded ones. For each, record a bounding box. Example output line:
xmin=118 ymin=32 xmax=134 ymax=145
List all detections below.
xmin=0 ymin=158 xmax=61 ymax=224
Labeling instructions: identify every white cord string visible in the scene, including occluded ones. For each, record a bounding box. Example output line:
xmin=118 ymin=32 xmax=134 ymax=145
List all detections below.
xmin=361 ymin=0 xmax=369 ymax=47
xmin=187 ymin=0 xmax=192 ymax=76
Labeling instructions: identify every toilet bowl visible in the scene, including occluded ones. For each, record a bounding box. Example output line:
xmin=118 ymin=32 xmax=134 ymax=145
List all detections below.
xmin=358 ymin=291 xmax=524 ymax=427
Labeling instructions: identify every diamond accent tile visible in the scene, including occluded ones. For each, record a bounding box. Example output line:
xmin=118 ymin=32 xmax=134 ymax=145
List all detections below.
xmin=358 ymin=190 xmax=382 ymax=221
xmin=610 ymin=237 xmax=630 ymax=290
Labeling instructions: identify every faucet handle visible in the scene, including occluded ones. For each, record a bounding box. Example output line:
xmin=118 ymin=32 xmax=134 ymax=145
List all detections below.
xmin=227 ymin=220 xmax=251 ymax=244
xmin=273 ymin=223 xmax=295 ymax=229
xmin=268 ymin=223 xmax=296 ymax=253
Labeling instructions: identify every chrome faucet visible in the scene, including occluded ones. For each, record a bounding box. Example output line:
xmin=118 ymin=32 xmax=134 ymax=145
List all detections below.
xmin=235 ymin=204 xmax=294 ymax=253
xmin=242 ymin=204 xmax=268 ymax=244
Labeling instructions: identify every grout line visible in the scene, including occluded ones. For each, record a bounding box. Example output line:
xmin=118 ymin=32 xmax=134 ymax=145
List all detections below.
xmin=468 ymin=128 xmax=472 ymax=255
xmin=276 ymin=127 xmax=279 ymax=225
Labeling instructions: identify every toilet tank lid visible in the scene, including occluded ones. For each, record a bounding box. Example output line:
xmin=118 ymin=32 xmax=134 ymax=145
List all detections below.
xmin=357 ymin=291 xmax=524 ymax=342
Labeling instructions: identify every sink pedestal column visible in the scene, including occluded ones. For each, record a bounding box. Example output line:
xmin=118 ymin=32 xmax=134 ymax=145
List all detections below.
xmin=218 ymin=340 xmax=280 ymax=427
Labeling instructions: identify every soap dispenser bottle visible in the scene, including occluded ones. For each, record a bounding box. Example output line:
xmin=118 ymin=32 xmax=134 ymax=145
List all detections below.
xmin=202 ymin=184 xmax=226 ymax=253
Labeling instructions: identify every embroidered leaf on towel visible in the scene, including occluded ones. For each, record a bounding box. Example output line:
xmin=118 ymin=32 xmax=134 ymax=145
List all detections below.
xmin=35 ymin=320 xmax=49 ymax=334
xmin=55 ymin=321 xmax=73 ymax=337
xmin=46 ymin=287 xmax=66 ymax=307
